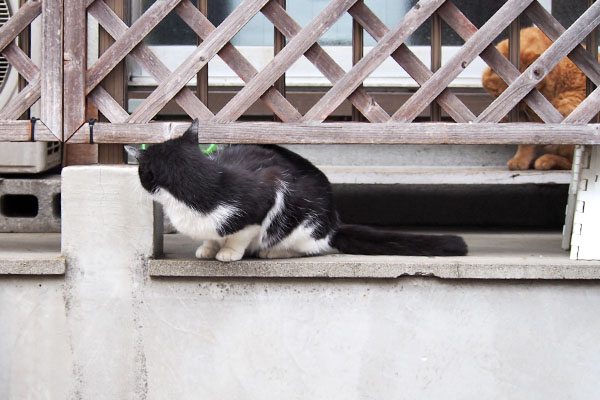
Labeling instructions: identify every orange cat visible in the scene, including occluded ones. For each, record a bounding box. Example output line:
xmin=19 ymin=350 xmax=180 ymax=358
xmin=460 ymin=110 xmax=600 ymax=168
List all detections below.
xmin=482 ymin=26 xmax=587 ymax=170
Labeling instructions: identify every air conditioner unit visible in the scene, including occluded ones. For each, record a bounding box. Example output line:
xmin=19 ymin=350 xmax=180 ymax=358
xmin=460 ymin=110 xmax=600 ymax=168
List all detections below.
xmin=0 ymin=0 xmax=61 ymax=174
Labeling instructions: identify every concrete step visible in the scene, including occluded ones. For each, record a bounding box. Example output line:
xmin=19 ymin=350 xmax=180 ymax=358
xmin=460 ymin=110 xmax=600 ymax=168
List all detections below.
xmin=0 ymin=233 xmax=64 ymax=274
xmin=149 ymin=231 xmax=600 ymax=280
xmin=320 ymin=166 xmax=571 ymax=185
xmin=2 ymin=231 xmax=597 ymax=278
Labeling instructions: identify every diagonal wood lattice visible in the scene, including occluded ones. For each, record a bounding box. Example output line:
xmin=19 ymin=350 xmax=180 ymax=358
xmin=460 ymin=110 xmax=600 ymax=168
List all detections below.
xmin=2 ymin=0 xmax=600 ymax=144
xmin=0 ymin=0 xmax=62 ymax=141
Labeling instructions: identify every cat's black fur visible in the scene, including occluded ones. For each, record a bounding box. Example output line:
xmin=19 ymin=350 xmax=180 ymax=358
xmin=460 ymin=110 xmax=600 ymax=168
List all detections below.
xmin=129 ymin=119 xmax=467 ymax=260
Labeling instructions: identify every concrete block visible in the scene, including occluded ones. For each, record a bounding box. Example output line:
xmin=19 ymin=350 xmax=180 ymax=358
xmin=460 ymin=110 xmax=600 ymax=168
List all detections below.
xmin=0 ymin=175 xmax=61 ymax=232
xmin=61 ymin=165 xmax=162 ymax=258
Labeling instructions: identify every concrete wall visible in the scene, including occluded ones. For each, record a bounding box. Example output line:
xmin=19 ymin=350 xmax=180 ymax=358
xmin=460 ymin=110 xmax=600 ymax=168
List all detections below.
xmin=1 ymin=166 xmax=599 ymax=399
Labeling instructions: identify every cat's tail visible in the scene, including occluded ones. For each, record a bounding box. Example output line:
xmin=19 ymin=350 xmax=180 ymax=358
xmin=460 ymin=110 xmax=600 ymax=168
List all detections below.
xmin=330 ymin=224 xmax=468 ymax=256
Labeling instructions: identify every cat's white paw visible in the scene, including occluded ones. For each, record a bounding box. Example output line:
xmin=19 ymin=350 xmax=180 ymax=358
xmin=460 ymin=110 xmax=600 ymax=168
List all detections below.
xmin=215 ymin=247 xmax=243 ymax=262
xmin=195 ymin=243 xmax=219 ymax=259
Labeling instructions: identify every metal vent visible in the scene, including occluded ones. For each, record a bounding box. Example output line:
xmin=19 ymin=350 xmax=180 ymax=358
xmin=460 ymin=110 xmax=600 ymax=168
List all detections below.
xmin=0 ymin=0 xmax=12 ymax=93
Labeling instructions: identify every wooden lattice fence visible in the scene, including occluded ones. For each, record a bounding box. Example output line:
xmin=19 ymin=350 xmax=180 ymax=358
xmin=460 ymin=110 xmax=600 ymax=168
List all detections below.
xmin=0 ymin=0 xmax=62 ymax=141
xmin=0 ymin=0 xmax=599 ymax=144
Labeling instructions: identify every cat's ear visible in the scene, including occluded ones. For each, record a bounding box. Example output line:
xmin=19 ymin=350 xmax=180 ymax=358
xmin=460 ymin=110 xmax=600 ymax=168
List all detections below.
xmin=125 ymin=145 xmax=142 ymax=160
xmin=181 ymin=118 xmax=199 ymax=144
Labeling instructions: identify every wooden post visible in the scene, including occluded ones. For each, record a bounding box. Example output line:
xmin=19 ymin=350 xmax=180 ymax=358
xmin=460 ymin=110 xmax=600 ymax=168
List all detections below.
xmin=196 ymin=0 xmax=208 ymax=107
xmin=273 ymin=0 xmax=286 ymax=121
xmin=17 ymin=0 xmax=30 ymax=120
xmin=98 ymin=0 xmax=126 ymax=163
xmin=352 ymin=0 xmax=364 ymax=122
xmin=430 ymin=12 xmax=442 ymax=121
xmin=508 ymin=17 xmax=520 ymax=122
xmin=40 ymin=0 xmax=63 ymax=140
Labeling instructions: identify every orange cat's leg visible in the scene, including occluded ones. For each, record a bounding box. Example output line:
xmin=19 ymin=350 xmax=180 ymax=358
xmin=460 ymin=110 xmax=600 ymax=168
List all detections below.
xmin=507 ymin=144 xmax=537 ymax=170
xmin=534 ymin=154 xmax=573 ymax=170
xmin=551 ymin=90 xmax=586 ymax=118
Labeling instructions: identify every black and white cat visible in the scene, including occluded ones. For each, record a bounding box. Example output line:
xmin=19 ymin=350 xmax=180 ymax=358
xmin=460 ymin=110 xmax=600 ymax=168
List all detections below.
xmin=126 ymin=119 xmax=467 ymax=262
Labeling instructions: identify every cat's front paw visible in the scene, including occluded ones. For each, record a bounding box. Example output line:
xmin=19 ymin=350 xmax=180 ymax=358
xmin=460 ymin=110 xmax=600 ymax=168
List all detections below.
xmin=195 ymin=242 xmax=219 ymax=259
xmin=215 ymin=247 xmax=244 ymax=262
xmin=507 ymin=157 xmax=531 ymax=170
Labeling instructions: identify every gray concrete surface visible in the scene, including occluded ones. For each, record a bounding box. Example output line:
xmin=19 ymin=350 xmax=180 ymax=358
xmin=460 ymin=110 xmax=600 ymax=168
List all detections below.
xmin=150 ymin=232 xmax=600 ymax=279
xmin=0 ymin=233 xmax=64 ymax=274
xmin=2 ymin=165 xmax=600 ymax=399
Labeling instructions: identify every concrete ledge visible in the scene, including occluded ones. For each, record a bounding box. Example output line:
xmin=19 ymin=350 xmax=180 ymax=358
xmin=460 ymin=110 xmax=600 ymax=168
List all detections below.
xmin=149 ymin=256 xmax=600 ymax=280
xmin=0 ymin=258 xmax=65 ymax=275
xmin=0 ymin=233 xmax=64 ymax=275
xmin=320 ymin=166 xmax=571 ymax=185
xmin=149 ymin=232 xmax=600 ymax=279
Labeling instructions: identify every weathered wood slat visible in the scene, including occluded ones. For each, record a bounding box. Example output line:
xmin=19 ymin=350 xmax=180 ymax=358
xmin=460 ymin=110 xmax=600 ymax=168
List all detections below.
xmin=563 ymin=87 xmax=600 ymax=123
xmin=129 ymin=0 xmax=271 ymax=123
xmin=86 ymin=0 xmax=183 ymax=95
xmin=0 ymin=76 xmax=40 ymax=120
xmin=40 ymin=0 xmax=62 ymax=139
xmin=87 ymin=86 xmax=129 ymax=123
xmin=64 ymin=0 xmax=87 ymax=138
xmin=273 ymin=0 xmax=286 ymax=108
xmin=348 ymin=1 xmax=475 ymax=122
xmin=174 ymin=0 xmax=300 ymax=122
xmin=88 ymin=0 xmax=213 ymax=121
xmin=302 ymin=0 xmax=444 ymax=123
xmin=2 ymin=42 xmax=39 ymax=82
xmin=351 ymin=0 xmax=364 ymax=121
xmin=525 ymin=1 xmax=600 ymax=86
xmin=437 ymin=1 xmax=563 ymax=123
xmin=477 ymin=1 xmax=600 ymax=122
xmin=216 ymin=0 xmax=358 ymax=123
xmin=0 ymin=0 xmax=41 ymax=53
xmin=0 ymin=120 xmax=56 ymax=141
xmin=392 ymin=0 xmax=534 ymax=123
xmin=261 ymin=1 xmax=390 ymax=123
xmin=67 ymin=122 xmax=600 ymax=145
xmin=430 ymin=12 xmax=442 ymax=121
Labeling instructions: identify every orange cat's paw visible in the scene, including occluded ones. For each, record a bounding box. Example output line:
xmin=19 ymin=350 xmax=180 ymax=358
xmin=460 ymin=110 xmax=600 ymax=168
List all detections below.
xmin=534 ymin=155 xmax=572 ymax=170
xmin=507 ymin=157 xmax=531 ymax=170
xmin=533 ymin=157 xmax=555 ymax=170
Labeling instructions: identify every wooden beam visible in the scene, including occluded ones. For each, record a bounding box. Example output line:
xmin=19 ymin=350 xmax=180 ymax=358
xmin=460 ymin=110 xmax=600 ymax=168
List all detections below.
xmin=98 ymin=0 xmax=126 ymax=163
xmin=352 ymin=0 xmax=365 ymax=122
xmin=67 ymin=122 xmax=600 ymax=145
xmin=40 ymin=0 xmax=63 ymax=139
xmin=64 ymin=0 xmax=87 ymax=139
xmin=430 ymin=12 xmax=442 ymax=121
xmin=0 ymin=0 xmax=41 ymax=53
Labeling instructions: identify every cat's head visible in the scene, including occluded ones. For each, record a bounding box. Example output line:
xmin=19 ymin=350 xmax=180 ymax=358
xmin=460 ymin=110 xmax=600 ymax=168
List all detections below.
xmin=125 ymin=119 xmax=200 ymax=194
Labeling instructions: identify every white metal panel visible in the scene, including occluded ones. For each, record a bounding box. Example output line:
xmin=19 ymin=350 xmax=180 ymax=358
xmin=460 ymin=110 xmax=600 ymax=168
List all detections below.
xmin=571 ymin=146 xmax=600 ymax=260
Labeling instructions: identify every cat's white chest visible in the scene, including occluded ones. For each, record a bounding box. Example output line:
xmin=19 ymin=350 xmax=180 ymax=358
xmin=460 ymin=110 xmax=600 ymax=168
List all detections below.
xmin=153 ymin=188 xmax=237 ymax=240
